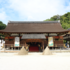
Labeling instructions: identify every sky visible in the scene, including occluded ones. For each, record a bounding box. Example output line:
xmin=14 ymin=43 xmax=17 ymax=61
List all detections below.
xmin=0 ymin=0 xmax=70 ymax=25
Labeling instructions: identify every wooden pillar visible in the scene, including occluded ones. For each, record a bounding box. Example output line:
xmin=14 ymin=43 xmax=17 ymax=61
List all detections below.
xmin=4 ymin=38 xmax=6 ymax=52
xmin=48 ymin=33 xmax=49 ymax=36
xmin=42 ymin=41 xmax=44 ymax=51
xmin=19 ymin=34 xmax=20 ymax=37
xmin=25 ymin=42 xmax=26 ymax=48
xmin=19 ymin=33 xmax=20 ymax=49
xmin=59 ymin=36 xmax=63 ymax=49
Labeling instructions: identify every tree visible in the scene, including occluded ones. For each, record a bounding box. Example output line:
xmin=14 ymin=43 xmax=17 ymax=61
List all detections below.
xmin=0 ymin=21 xmax=6 ymax=30
xmin=0 ymin=21 xmax=6 ymax=38
xmin=44 ymin=15 xmax=61 ymax=21
xmin=44 ymin=12 xmax=70 ymax=29
xmin=60 ymin=12 xmax=70 ymax=29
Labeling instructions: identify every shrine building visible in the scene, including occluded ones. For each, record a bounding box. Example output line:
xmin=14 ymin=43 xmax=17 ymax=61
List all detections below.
xmin=0 ymin=21 xmax=69 ymax=52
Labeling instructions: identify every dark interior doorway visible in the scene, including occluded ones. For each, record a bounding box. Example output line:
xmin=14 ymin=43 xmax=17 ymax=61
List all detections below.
xmin=27 ymin=42 xmax=42 ymax=52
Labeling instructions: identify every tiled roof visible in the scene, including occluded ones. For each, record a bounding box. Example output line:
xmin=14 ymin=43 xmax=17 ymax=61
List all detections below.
xmin=0 ymin=21 xmax=68 ymax=33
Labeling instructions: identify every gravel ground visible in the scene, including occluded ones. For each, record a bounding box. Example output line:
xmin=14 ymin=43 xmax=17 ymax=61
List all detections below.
xmin=0 ymin=52 xmax=70 ymax=70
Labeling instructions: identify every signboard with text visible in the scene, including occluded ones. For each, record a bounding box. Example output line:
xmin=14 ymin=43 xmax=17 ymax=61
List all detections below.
xmin=48 ymin=37 xmax=54 ymax=47
xmin=14 ymin=37 xmax=20 ymax=47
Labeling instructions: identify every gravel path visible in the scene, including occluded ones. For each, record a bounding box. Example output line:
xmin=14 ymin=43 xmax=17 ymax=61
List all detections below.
xmin=0 ymin=52 xmax=70 ymax=70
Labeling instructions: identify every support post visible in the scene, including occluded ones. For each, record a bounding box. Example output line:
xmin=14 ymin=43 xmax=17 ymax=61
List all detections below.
xmin=25 ymin=42 xmax=26 ymax=48
xmin=42 ymin=41 xmax=44 ymax=51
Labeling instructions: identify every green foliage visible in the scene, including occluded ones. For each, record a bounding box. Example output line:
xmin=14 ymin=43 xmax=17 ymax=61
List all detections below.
xmin=0 ymin=21 xmax=6 ymax=37
xmin=44 ymin=12 xmax=70 ymax=29
xmin=44 ymin=15 xmax=60 ymax=21
xmin=60 ymin=12 xmax=70 ymax=29
xmin=0 ymin=21 xmax=6 ymax=30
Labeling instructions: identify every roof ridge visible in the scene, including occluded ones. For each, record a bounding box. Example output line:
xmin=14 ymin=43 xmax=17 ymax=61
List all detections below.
xmin=8 ymin=21 xmax=60 ymax=24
